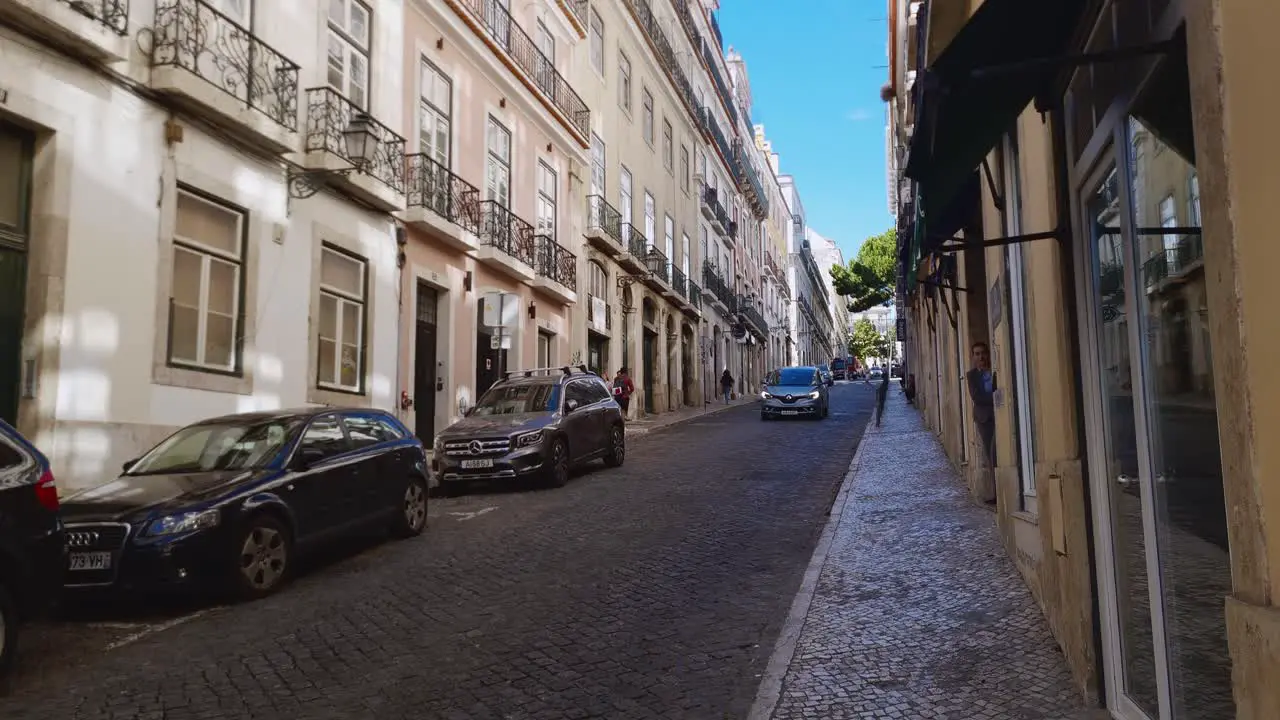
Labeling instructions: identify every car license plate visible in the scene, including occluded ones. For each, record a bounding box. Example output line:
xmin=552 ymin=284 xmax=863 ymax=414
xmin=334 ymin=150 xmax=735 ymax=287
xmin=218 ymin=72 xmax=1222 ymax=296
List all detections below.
xmin=68 ymin=551 xmax=112 ymax=571
xmin=461 ymin=459 xmax=494 ymax=469
xmin=781 ymin=410 xmax=799 ymax=416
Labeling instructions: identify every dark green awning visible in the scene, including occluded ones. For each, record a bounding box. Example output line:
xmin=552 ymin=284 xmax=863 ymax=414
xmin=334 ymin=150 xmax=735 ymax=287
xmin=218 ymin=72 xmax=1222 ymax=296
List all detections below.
xmin=904 ymin=0 xmax=1087 ymax=222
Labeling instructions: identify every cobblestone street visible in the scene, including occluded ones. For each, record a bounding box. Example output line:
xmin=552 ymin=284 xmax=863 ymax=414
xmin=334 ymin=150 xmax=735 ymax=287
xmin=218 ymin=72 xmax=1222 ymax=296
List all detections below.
xmin=1 ymin=385 xmax=875 ymax=720
xmin=752 ymin=391 xmax=1099 ymax=720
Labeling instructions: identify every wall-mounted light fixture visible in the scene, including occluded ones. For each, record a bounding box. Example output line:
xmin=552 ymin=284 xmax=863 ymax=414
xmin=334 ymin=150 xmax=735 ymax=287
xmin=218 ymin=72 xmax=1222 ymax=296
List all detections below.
xmin=545 ymin=142 xmax=552 ymax=153
xmin=395 ymin=225 xmax=407 ymax=269
xmin=287 ymin=113 xmax=381 ymax=199
xmin=499 ymin=97 xmax=506 ymax=109
xmin=463 ymin=270 xmax=473 ymax=292
xmin=436 ymin=37 xmax=444 ymax=50
xmin=528 ymin=301 xmax=537 ymax=319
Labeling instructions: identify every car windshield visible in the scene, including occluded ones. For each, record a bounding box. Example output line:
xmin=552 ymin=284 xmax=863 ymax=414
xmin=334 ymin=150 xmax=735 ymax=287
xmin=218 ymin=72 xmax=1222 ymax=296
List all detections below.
xmin=470 ymin=382 xmax=561 ymax=416
xmin=128 ymin=419 xmax=299 ymax=475
xmin=771 ymin=368 xmax=817 ymax=386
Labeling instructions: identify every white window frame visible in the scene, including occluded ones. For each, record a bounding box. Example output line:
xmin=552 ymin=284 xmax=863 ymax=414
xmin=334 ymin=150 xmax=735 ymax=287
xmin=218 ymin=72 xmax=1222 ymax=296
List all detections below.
xmin=538 ymin=330 xmax=554 ymax=367
xmin=662 ymin=118 xmax=673 ymax=172
xmin=644 ymin=191 xmax=655 ymax=241
xmin=589 ymin=133 xmax=606 ymax=197
xmin=534 ymin=18 xmax=554 ymax=65
xmin=618 ymin=50 xmax=632 ymax=113
xmin=620 ymin=167 xmax=633 ymax=226
xmin=536 ymin=160 xmax=557 ymax=240
xmin=317 ymin=245 xmax=367 ymax=393
xmin=588 ymin=8 xmax=604 ymax=75
xmin=1188 ymin=172 xmax=1201 ymax=226
xmin=1002 ymin=132 xmax=1037 ymax=510
xmin=419 ymin=59 xmax=452 ymax=168
xmin=1159 ymin=194 xmax=1178 ymax=252
xmin=664 ymin=215 xmax=674 ymax=260
xmin=680 ymin=144 xmax=690 ymax=193
xmin=486 ymin=115 xmax=511 ymax=207
xmin=682 ymin=233 xmax=690 ymax=278
xmin=641 ymin=88 xmax=654 ymax=146
xmin=169 ymin=189 xmax=245 ymax=373
xmin=327 ymin=0 xmax=372 ymax=109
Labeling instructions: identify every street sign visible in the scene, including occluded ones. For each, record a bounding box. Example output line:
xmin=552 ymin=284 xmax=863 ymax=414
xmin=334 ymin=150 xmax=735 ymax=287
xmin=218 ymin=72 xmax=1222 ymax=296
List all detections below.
xmin=489 ymin=332 xmax=511 ymax=350
xmin=482 ymin=292 xmax=518 ymax=328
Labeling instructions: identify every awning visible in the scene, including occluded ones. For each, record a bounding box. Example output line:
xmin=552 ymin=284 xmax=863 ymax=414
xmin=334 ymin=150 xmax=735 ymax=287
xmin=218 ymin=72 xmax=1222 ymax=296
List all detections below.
xmin=904 ymin=0 xmax=1088 ymax=222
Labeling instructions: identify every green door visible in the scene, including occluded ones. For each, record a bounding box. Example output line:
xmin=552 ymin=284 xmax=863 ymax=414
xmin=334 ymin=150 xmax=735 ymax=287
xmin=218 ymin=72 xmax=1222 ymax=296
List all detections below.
xmin=0 ymin=122 xmax=34 ymax=425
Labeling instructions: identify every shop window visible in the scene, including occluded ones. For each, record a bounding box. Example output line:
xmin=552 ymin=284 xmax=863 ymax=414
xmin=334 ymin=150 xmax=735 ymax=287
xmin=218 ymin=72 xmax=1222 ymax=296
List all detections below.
xmin=999 ymin=129 xmax=1038 ymax=512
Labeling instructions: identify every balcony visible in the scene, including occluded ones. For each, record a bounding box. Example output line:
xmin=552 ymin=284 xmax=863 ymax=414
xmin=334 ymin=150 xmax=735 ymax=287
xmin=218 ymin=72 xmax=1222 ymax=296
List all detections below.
xmin=449 ymin=0 xmax=590 ymax=143
xmin=734 ymin=140 xmax=769 ymax=220
xmin=149 ymin=0 xmax=300 ymax=154
xmin=556 ymin=0 xmax=588 ymax=37
xmin=476 ymin=200 xmax=537 ymax=283
xmin=701 ymin=41 xmax=736 ymax=126
xmin=725 ymin=220 xmax=738 ymax=243
xmin=534 ymin=236 xmax=578 ymax=305
xmin=587 ymin=295 xmax=613 ymax=333
xmin=300 ymin=88 xmax=406 ymax=211
xmin=401 ymin=153 xmax=480 ymax=252
xmin=701 ymin=186 xmax=731 ymax=240
xmin=685 ymin=281 xmax=703 ymax=318
xmin=619 ymin=223 xmax=650 ymax=274
xmin=584 ymin=195 xmax=625 ymax=256
xmin=644 ymin=246 xmax=673 ymax=296
xmin=740 ymin=299 xmax=767 ymax=338
xmin=671 ymin=265 xmax=688 ymax=298
xmin=699 ymin=107 xmax=734 ymax=168
xmin=702 ymin=264 xmax=730 ymax=314
xmin=1142 ymin=234 xmax=1205 ymax=289
xmin=622 ymin=0 xmax=700 ymax=128
xmin=1 ymin=0 xmax=130 ymax=61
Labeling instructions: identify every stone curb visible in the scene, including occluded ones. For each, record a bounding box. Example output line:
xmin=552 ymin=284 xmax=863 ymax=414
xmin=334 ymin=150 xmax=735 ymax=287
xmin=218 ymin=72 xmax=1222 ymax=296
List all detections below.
xmin=746 ymin=420 xmax=875 ymax=720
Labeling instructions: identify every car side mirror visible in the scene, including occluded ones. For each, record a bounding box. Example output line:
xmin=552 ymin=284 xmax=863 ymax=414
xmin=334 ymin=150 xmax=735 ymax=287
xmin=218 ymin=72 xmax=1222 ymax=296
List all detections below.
xmin=295 ymin=447 xmax=326 ymax=470
xmin=121 ymin=458 xmax=138 ymax=473
xmin=565 ymin=399 xmax=580 ymax=413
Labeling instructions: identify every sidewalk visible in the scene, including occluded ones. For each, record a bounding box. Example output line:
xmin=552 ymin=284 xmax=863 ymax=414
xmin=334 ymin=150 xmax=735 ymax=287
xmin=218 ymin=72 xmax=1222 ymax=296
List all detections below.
xmin=625 ymin=395 xmax=755 ymax=435
xmin=751 ymin=391 xmax=1102 ymax=720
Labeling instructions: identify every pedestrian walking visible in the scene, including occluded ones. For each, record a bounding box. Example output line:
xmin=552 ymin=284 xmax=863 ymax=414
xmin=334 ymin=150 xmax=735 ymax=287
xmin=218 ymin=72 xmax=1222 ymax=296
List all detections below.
xmin=966 ymin=341 xmax=997 ymax=505
xmin=720 ymin=368 xmax=734 ymax=404
xmin=875 ymin=370 xmax=890 ymax=426
xmin=613 ymin=367 xmax=635 ymax=416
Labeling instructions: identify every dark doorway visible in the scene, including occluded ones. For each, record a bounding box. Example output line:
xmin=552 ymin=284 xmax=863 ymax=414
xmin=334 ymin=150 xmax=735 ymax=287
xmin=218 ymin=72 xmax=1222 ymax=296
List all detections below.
xmin=0 ymin=122 xmax=34 ymax=425
xmin=642 ymin=329 xmax=656 ymax=413
xmin=413 ymin=283 xmax=439 ymax=442
xmin=475 ymin=302 xmax=507 ymax=398
xmin=587 ymin=331 xmax=608 ymax=376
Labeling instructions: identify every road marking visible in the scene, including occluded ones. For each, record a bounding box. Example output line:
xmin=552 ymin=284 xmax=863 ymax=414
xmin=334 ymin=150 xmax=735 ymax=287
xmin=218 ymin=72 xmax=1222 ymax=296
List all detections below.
xmin=448 ymin=506 xmax=497 ymax=522
xmin=105 ymin=610 xmax=210 ymax=651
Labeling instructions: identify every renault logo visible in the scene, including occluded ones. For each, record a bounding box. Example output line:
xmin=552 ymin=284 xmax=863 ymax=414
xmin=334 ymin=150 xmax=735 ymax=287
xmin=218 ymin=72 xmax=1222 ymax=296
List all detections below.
xmin=67 ymin=531 xmax=100 ymax=547
xmin=468 ymin=440 xmax=483 ymax=455
xmin=785 ymin=394 xmax=793 ymax=402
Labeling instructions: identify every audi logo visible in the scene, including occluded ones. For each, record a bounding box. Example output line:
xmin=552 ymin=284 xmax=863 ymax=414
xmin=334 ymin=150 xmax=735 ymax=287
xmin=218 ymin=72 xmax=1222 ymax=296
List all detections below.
xmin=468 ymin=440 xmax=483 ymax=455
xmin=67 ymin=531 xmax=100 ymax=547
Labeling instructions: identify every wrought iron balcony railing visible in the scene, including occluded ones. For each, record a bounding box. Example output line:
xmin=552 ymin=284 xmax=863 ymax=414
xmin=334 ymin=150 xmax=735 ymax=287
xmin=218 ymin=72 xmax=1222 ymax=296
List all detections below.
xmin=587 ymin=296 xmax=613 ymax=330
xmin=726 ymin=220 xmax=738 ymax=241
xmin=701 ymin=41 xmax=736 ymax=126
xmin=687 ymin=281 xmax=703 ymax=310
xmin=702 ymin=264 xmax=729 ymax=305
xmin=569 ymin=0 xmax=588 ymax=27
xmin=623 ymin=223 xmax=649 ymax=259
xmin=59 ymin=0 xmax=129 ymax=34
xmin=405 ymin=153 xmax=480 ymax=233
xmin=699 ymin=107 xmax=734 ymax=167
xmin=304 ymin=88 xmax=405 ymax=193
xmin=671 ymin=266 xmax=688 ymax=298
xmin=586 ymin=195 xmax=624 ymax=247
xmin=623 ymin=0 xmax=699 ymax=125
xmin=479 ymin=200 xmax=537 ymax=266
xmin=646 ymin=246 xmax=670 ymax=284
xmin=741 ymin=302 xmax=767 ymax=335
xmin=454 ymin=0 xmax=590 ymax=137
xmin=1142 ymin=234 xmax=1205 ymax=287
xmin=536 ymin=236 xmax=578 ymax=291
xmin=151 ymin=0 xmax=300 ymax=130
xmin=734 ymin=139 xmax=770 ymax=218
xmin=702 ymin=186 xmax=732 ymax=233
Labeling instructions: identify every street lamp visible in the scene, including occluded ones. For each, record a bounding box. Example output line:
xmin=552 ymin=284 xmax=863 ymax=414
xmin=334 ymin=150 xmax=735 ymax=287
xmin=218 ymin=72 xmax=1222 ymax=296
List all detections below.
xmin=287 ymin=113 xmax=383 ymax=199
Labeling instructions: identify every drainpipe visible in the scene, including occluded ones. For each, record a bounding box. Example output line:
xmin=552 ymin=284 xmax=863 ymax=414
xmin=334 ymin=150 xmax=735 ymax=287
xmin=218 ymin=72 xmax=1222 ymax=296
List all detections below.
xmin=394 ymin=224 xmax=407 ymax=424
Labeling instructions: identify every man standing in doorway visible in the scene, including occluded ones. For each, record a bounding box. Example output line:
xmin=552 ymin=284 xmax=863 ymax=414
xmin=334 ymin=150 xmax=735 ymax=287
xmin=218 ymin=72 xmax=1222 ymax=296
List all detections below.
xmin=613 ymin=368 xmax=635 ymax=418
xmin=966 ymin=341 xmax=997 ymax=505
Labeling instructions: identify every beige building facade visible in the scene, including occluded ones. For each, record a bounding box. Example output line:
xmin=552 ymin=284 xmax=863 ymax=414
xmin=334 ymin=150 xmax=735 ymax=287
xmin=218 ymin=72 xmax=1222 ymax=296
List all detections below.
xmin=890 ymin=0 xmax=1280 ymax=717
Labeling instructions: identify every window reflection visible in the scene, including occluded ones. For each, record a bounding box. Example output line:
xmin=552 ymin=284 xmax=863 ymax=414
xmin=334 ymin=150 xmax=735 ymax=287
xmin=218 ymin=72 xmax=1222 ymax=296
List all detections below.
xmin=1127 ymin=116 xmax=1233 ymax=719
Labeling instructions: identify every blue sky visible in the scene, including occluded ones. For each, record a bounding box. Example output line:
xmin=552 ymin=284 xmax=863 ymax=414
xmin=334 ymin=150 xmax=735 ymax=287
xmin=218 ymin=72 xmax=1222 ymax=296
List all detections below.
xmin=717 ymin=0 xmax=893 ymax=262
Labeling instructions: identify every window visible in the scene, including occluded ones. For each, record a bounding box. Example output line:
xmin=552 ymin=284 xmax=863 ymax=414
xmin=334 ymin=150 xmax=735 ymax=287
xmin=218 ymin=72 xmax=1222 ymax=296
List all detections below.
xmin=536 ymin=161 xmax=557 ymax=240
xmin=588 ymin=9 xmax=603 ymax=74
xmin=212 ymin=0 xmax=249 ymax=25
xmin=618 ymin=51 xmax=632 ymax=112
xmin=664 ymin=215 xmax=674 ymax=260
xmin=1000 ymin=131 xmax=1037 ymax=510
xmin=327 ymin=0 xmax=371 ymax=108
xmin=641 ymin=88 xmax=654 ymax=146
xmin=644 ymin=191 xmax=655 ymax=241
xmin=344 ymin=413 xmax=405 ymax=446
xmin=169 ymin=189 xmax=244 ymax=373
xmin=486 ymin=116 xmax=511 ymax=206
xmin=682 ymin=233 xmax=691 ymax=278
xmin=620 ymin=167 xmax=633 ymax=225
xmin=590 ymin=134 xmax=606 ymax=197
xmin=419 ymin=60 xmax=451 ymax=168
xmin=318 ymin=245 xmax=367 ymax=392
xmin=588 ymin=260 xmax=609 ymax=299
xmin=697 ymin=149 xmax=706 ymax=180
xmin=662 ymin=119 xmax=673 ymax=171
xmin=0 ymin=437 xmax=24 ymax=471
xmin=1159 ymin=194 xmax=1178 ymax=251
xmin=1188 ymin=172 xmax=1201 ymax=226
xmin=534 ymin=19 xmax=554 ymax=64
xmin=538 ymin=330 xmax=554 ymax=367
xmin=680 ymin=145 xmax=690 ymax=192
xmin=299 ymin=415 xmax=349 ymax=460
xmin=701 ymin=226 xmax=709 ymax=261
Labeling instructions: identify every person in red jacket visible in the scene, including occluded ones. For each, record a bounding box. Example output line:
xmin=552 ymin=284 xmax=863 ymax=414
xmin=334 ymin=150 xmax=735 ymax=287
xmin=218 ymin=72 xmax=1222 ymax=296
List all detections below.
xmin=612 ymin=367 xmax=636 ymax=415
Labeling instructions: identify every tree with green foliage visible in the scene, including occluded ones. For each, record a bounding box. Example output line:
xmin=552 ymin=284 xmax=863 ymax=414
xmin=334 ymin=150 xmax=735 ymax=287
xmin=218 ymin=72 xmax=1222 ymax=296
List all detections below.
xmin=830 ymin=229 xmax=896 ymax=313
xmin=849 ymin=319 xmax=889 ymax=364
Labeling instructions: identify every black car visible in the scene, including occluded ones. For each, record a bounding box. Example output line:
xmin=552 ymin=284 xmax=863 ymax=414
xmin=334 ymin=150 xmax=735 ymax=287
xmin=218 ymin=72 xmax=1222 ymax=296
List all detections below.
xmin=59 ymin=408 xmax=428 ymax=601
xmin=431 ymin=366 xmax=626 ymax=494
xmin=0 ymin=419 xmax=64 ymax=677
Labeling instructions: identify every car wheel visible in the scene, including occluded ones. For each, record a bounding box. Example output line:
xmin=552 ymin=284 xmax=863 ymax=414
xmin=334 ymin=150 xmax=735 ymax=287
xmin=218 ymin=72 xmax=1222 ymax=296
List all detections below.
xmin=545 ymin=438 xmax=570 ymax=488
xmin=603 ymin=425 xmax=625 ymax=467
xmin=231 ymin=515 xmax=292 ymax=601
xmin=391 ymin=475 xmax=429 ymax=538
xmin=0 ymin=582 xmax=17 ymax=680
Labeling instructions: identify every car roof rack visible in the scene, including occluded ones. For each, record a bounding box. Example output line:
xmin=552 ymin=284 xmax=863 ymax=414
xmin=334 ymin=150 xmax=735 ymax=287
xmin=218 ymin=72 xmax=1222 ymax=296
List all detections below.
xmin=502 ymin=364 xmax=592 ymax=379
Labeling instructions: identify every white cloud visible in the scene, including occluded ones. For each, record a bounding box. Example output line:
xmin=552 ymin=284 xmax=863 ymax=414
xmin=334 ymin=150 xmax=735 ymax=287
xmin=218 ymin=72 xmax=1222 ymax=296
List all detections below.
xmin=846 ymin=109 xmax=872 ymax=122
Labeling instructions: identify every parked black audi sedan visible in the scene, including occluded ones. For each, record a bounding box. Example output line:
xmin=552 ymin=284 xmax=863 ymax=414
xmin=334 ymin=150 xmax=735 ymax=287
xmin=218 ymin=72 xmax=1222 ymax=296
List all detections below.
xmin=60 ymin=407 xmax=429 ymax=601
xmin=0 ymin=419 xmax=64 ymax=677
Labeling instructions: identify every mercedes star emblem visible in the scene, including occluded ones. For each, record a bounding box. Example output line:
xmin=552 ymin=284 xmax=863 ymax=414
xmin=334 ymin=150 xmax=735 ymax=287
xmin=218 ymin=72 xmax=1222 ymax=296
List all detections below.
xmin=468 ymin=440 xmax=483 ymax=455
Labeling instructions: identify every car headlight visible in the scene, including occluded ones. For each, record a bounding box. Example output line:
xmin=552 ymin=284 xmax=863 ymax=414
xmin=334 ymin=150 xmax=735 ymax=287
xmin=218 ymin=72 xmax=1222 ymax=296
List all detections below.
xmin=808 ymin=391 xmax=821 ymax=399
xmin=147 ymin=509 xmax=220 ymax=536
xmin=515 ymin=430 xmax=544 ymax=448
xmin=432 ymin=435 xmax=443 ymax=450
xmin=761 ymin=391 xmax=773 ymax=399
